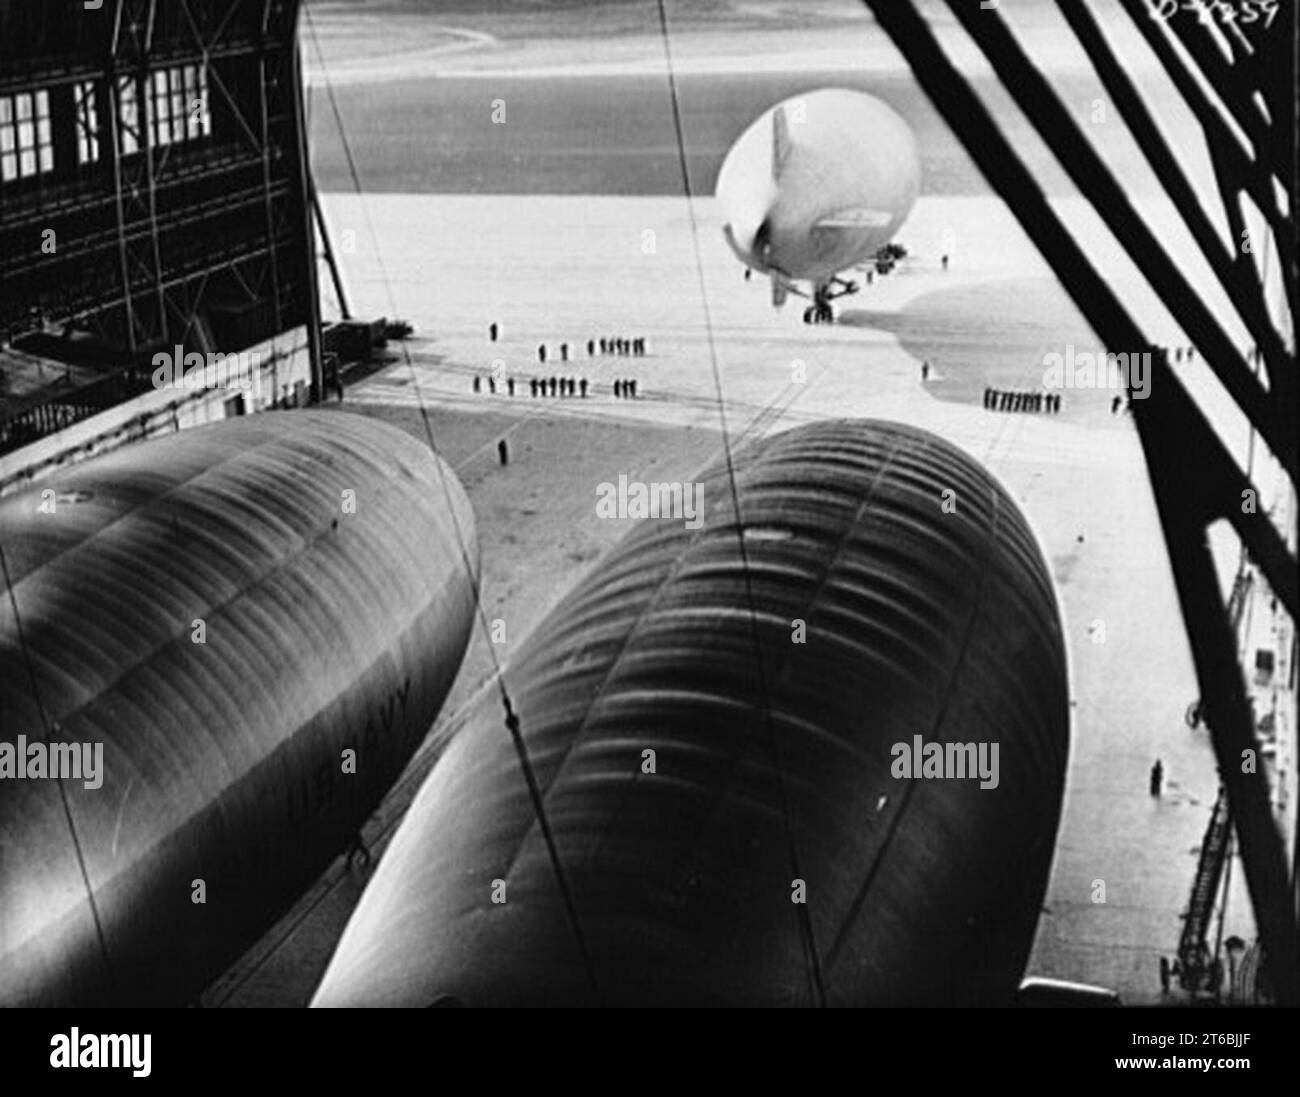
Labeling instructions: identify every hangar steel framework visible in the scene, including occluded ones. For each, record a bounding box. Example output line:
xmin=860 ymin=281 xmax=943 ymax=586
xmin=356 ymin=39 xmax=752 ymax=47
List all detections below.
xmin=861 ymin=0 xmax=1297 ymax=1003
xmin=0 ymin=0 xmax=322 ymax=450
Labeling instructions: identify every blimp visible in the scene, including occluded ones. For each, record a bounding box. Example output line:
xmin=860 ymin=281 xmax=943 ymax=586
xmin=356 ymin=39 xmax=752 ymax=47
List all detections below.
xmin=0 ymin=411 xmax=478 ymax=1006
xmin=716 ymin=88 xmax=921 ymax=323
xmin=313 ymin=419 xmax=1070 ymax=1007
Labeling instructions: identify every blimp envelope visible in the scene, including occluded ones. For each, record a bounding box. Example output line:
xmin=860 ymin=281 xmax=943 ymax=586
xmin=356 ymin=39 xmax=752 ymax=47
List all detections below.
xmin=0 ymin=411 xmax=478 ymax=1005
xmin=313 ymin=418 xmax=1069 ymax=1008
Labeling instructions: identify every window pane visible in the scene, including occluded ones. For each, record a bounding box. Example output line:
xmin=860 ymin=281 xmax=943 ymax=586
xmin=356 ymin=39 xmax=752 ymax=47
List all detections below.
xmin=0 ymin=127 xmax=12 ymax=153
xmin=184 ymin=69 xmax=198 ymax=137
xmin=120 ymin=78 xmax=139 ymax=155
xmin=38 ymin=146 xmax=52 ymax=172
xmin=78 ymin=83 xmax=99 ymax=165
xmin=37 ymin=117 xmax=50 ymax=146
xmin=0 ymin=98 xmax=11 ymax=124
xmin=18 ymin=120 xmax=33 ymax=149
xmin=16 ymin=94 xmax=32 ymax=121
xmin=153 ymin=77 xmax=169 ymax=146
xmin=119 ymin=78 xmax=138 ymax=134
xmin=1 ymin=152 xmax=17 ymax=181
xmin=171 ymin=82 xmax=184 ymax=141
xmin=20 ymin=148 xmax=35 ymax=175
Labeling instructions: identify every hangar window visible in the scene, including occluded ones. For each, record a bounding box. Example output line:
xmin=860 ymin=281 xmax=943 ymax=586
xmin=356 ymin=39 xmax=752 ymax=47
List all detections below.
xmin=150 ymin=70 xmax=174 ymax=147
xmin=117 ymin=76 xmax=140 ymax=156
xmin=0 ymin=90 xmax=53 ymax=183
xmin=145 ymin=66 xmax=211 ymax=150
xmin=169 ymin=68 xmax=186 ymax=143
xmin=74 ymin=81 xmax=100 ymax=164
xmin=0 ymin=98 xmax=11 ymax=181
xmin=183 ymin=65 xmax=211 ymax=139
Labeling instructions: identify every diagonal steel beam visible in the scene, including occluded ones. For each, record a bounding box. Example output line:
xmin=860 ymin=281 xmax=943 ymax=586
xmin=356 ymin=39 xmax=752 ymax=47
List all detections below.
xmin=1115 ymin=0 xmax=1291 ymax=245
xmin=1159 ymin=4 xmax=1286 ymax=181
xmin=1056 ymin=0 xmax=1292 ymax=420
xmin=859 ymin=0 xmax=1297 ymax=1005
xmin=945 ymin=0 xmax=1293 ymax=482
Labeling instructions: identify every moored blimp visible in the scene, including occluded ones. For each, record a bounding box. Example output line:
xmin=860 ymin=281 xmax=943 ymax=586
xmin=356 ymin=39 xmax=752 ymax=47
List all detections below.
xmin=0 ymin=411 xmax=478 ymax=1005
xmin=313 ymin=419 xmax=1069 ymax=1008
xmin=716 ymin=88 xmax=921 ymax=322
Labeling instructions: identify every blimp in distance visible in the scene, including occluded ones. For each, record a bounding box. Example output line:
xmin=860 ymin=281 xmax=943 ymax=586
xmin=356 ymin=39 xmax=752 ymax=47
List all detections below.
xmin=312 ymin=419 xmax=1069 ymax=1007
xmin=716 ymin=88 xmax=921 ymax=323
xmin=0 ymin=411 xmax=478 ymax=1005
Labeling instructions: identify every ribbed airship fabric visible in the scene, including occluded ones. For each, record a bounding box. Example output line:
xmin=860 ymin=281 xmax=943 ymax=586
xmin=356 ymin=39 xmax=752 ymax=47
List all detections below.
xmin=313 ymin=419 xmax=1068 ymax=1007
xmin=0 ymin=411 xmax=478 ymax=1005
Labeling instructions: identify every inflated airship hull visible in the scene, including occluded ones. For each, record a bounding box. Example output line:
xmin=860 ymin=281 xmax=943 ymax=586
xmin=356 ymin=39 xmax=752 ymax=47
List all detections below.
xmin=313 ymin=419 xmax=1069 ymax=1007
xmin=716 ymin=88 xmax=921 ymax=283
xmin=0 ymin=411 xmax=478 ymax=1005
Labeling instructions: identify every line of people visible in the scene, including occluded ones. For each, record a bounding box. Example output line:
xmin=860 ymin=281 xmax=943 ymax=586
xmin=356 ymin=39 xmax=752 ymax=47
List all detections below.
xmin=985 ymin=388 xmax=1062 ymax=414
xmin=535 ymin=338 xmax=647 ymax=363
xmin=1166 ymin=345 xmax=1266 ymax=365
xmin=488 ymin=324 xmax=649 ymax=362
xmin=471 ymin=374 xmax=643 ymax=399
xmin=473 ymin=375 xmax=516 ymax=396
xmin=527 ymin=376 xmax=587 ymax=398
xmin=594 ymin=337 xmax=647 ymax=357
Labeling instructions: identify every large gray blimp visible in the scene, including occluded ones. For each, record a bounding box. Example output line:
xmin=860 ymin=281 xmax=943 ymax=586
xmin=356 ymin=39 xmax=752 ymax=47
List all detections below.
xmin=313 ymin=419 xmax=1068 ymax=1007
xmin=0 ymin=411 xmax=478 ymax=1005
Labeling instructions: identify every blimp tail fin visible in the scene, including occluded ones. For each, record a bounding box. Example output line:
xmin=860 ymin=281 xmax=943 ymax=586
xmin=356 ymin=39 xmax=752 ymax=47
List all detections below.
xmin=772 ymin=106 xmax=792 ymax=180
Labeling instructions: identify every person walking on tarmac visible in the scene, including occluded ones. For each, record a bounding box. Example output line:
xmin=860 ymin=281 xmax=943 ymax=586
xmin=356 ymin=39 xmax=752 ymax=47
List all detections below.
xmin=1149 ymin=759 xmax=1163 ymax=797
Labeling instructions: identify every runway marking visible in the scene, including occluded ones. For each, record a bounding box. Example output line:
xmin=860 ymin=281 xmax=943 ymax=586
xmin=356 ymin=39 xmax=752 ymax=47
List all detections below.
xmin=303 ymin=24 xmax=499 ymax=87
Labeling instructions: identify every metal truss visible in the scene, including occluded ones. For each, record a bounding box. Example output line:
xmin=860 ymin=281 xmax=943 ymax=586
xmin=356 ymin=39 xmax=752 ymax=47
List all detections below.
xmin=861 ymin=0 xmax=1297 ymax=1003
xmin=0 ymin=0 xmax=312 ymax=384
